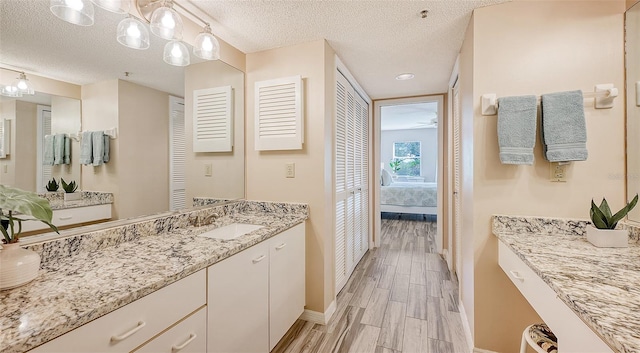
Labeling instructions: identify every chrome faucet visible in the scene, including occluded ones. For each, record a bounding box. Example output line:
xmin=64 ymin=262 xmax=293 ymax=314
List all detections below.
xmin=190 ymin=213 xmax=220 ymax=227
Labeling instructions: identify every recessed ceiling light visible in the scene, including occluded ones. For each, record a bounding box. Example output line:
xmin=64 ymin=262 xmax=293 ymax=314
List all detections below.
xmin=395 ymin=73 xmax=415 ymax=81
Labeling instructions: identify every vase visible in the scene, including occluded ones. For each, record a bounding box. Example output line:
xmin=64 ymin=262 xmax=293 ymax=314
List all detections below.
xmin=586 ymin=225 xmax=629 ymax=248
xmin=0 ymin=243 xmax=41 ymax=290
xmin=64 ymin=192 xmax=82 ymax=201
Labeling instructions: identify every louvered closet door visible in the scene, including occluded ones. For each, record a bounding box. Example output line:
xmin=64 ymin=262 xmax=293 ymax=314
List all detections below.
xmin=41 ymin=109 xmax=52 ymax=189
xmin=335 ymin=74 xmax=349 ymax=291
xmin=353 ymin=96 xmax=363 ymax=263
xmin=170 ymin=97 xmax=186 ymax=211
xmin=358 ymin=95 xmax=370 ymax=255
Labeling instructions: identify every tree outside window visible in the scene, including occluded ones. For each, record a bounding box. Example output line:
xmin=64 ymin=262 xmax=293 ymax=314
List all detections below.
xmin=391 ymin=141 xmax=421 ymax=176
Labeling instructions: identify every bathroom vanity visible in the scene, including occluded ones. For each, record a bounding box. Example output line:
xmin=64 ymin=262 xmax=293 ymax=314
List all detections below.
xmin=21 ymin=191 xmax=113 ymax=232
xmin=0 ymin=200 xmax=308 ymax=353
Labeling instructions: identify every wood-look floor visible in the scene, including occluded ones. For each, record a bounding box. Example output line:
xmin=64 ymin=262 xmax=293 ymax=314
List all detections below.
xmin=272 ymin=218 xmax=470 ymax=353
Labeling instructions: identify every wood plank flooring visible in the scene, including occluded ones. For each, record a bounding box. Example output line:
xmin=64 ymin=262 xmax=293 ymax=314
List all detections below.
xmin=272 ymin=218 xmax=470 ymax=353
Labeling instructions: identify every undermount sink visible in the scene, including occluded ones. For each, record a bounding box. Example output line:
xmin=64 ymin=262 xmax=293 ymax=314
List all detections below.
xmin=197 ymin=223 xmax=264 ymax=240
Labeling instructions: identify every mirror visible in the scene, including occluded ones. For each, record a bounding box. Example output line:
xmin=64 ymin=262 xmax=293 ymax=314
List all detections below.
xmin=627 ymin=2 xmax=640 ymax=222
xmin=0 ymin=0 xmax=245 ymax=227
xmin=0 ymin=92 xmax=81 ymax=193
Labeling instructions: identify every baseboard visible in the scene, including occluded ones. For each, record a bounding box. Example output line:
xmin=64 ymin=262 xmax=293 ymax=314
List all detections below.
xmin=458 ymin=300 xmax=475 ymax=353
xmin=299 ymin=300 xmax=337 ymax=325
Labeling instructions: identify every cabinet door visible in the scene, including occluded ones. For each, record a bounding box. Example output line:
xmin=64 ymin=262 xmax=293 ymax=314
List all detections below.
xmin=269 ymin=223 xmax=306 ymax=350
xmin=134 ymin=307 xmax=206 ymax=353
xmin=208 ymin=241 xmax=269 ymax=353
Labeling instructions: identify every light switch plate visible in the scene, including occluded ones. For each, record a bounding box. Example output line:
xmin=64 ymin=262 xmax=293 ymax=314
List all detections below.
xmin=285 ymin=163 xmax=295 ymax=178
xmin=550 ymin=163 xmax=567 ymax=182
xmin=204 ymin=163 xmax=213 ymax=177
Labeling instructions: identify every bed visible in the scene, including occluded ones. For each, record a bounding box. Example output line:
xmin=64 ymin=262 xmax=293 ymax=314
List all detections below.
xmin=380 ymin=181 xmax=437 ymax=215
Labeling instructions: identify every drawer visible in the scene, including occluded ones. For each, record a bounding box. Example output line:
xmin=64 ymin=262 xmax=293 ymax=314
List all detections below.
xmin=134 ymin=306 xmax=207 ymax=353
xmin=30 ymin=269 xmax=206 ymax=353
xmin=498 ymin=242 xmax=612 ymax=353
xmin=22 ymin=204 xmax=112 ymax=232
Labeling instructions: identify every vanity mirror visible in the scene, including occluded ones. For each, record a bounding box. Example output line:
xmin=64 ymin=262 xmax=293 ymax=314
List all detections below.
xmin=0 ymin=0 xmax=245 ymax=230
xmin=627 ymin=1 xmax=640 ymax=222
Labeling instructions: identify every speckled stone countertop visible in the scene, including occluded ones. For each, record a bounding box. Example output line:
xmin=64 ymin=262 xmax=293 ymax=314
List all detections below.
xmin=493 ymin=215 xmax=640 ymax=353
xmin=39 ymin=191 xmax=113 ymax=210
xmin=0 ymin=200 xmax=308 ymax=353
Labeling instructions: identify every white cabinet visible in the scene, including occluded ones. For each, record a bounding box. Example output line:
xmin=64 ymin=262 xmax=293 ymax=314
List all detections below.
xmin=134 ymin=307 xmax=207 ymax=353
xmin=335 ymin=70 xmax=369 ymax=292
xmin=208 ymin=223 xmax=306 ymax=353
xmin=30 ymin=269 xmax=206 ymax=353
xmin=208 ymin=238 xmax=270 ymax=353
xmin=269 ymin=224 xmax=306 ymax=351
xmin=498 ymin=242 xmax=613 ymax=353
xmin=22 ymin=204 xmax=112 ymax=232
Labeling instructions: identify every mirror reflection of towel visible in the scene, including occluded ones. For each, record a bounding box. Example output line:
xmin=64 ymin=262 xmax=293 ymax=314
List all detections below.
xmin=92 ymin=131 xmax=105 ymax=166
xmin=43 ymin=135 xmax=54 ymax=165
xmin=79 ymin=131 xmax=93 ymax=165
xmin=53 ymin=134 xmax=65 ymax=165
xmin=63 ymin=135 xmax=70 ymax=164
xmin=103 ymin=135 xmax=110 ymax=163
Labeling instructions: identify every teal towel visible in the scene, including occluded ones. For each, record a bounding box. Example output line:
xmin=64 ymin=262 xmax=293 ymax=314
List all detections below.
xmin=541 ymin=90 xmax=588 ymax=162
xmin=43 ymin=135 xmax=54 ymax=165
xmin=497 ymin=95 xmax=537 ymax=165
xmin=92 ymin=131 xmax=105 ymax=166
xmin=53 ymin=134 xmax=65 ymax=165
xmin=63 ymin=135 xmax=71 ymax=165
xmin=103 ymin=135 xmax=110 ymax=163
xmin=79 ymin=131 xmax=93 ymax=165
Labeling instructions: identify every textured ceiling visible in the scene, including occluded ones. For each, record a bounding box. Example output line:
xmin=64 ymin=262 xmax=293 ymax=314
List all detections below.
xmin=381 ymin=102 xmax=438 ymax=130
xmin=0 ymin=0 xmax=509 ymax=100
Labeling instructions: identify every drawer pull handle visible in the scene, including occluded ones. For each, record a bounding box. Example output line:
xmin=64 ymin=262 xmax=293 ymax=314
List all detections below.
xmin=58 ymin=215 xmax=73 ymax=220
xmin=252 ymin=255 xmax=266 ymax=264
xmin=275 ymin=243 xmax=287 ymax=250
xmin=172 ymin=333 xmax=197 ymax=351
xmin=111 ymin=321 xmax=146 ymax=342
xmin=509 ymin=270 xmax=525 ymax=282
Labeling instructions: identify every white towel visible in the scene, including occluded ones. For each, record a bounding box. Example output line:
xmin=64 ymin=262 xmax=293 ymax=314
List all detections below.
xmin=43 ymin=135 xmax=54 ymax=165
xmin=92 ymin=131 xmax=105 ymax=166
xmin=79 ymin=131 xmax=93 ymax=165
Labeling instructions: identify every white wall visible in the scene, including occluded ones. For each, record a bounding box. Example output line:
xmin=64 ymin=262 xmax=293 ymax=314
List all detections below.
xmin=380 ymin=128 xmax=437 ymax=182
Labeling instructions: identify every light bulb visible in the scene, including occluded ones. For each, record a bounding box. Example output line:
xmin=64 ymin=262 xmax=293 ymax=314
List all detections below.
xmin=171 ymin=44 xmax=182 ymax=58
xmin=65 ymin=0 xmax=84 ymax=10
xmin=17 ymin=81 xmax=28 ymax=90
xmin=126 ymin=23 xmax=141 ymax=38
xmin=202 ymin=37 xmax=213 ymax=51
xmin=161 ymin=12 xmax=175 ymax=29
xmin=117 ymin=16 xmax=150 ymax=50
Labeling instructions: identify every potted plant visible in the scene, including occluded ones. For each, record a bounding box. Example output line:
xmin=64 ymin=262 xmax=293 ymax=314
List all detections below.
xmin=45 ymin=178 xmax=59 ymax=192
xmin=389 ymin=160 xmax=401 ymax=174
xmin=0 ymin=185 xmax=59 ymax=290
xmin=588 ymin=194 xmax=638 ymax=248
xmin=61 ymin=178 xmax=81 ymax=201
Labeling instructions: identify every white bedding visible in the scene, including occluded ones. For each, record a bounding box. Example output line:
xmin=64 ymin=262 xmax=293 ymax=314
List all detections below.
xmin=380 ymin=182 xmax=437 ymax=207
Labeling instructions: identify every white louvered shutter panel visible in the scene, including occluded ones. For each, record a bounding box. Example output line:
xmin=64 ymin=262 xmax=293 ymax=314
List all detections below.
xmin=0 ymin=119 xmax=7 ymax=158
xmin=42 ymin=110 xmax=52 ymax=186
xmin=361 ymin=99 xmax=369 ymax=253
xmin=170 ymin=97 xmax=186 ymax=211
xmin=335 ymin=199 xmax=347 ymax=290
xmin=335 ymin=73 xmax=349 ymax=292
xmin=193 ymin=86 xmax=233 ymax=152
xmin=254 ymin=75 xmax=304 ymax=151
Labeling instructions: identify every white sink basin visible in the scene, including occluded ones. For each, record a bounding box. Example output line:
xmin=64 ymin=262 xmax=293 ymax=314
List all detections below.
xmin=197 ymin=223 xmax=264 ymax=240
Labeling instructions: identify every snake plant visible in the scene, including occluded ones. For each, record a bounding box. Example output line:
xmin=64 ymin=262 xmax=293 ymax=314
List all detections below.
xmin=45 ymin=178 xmax=59 ymax=192
xmin=61 ymin=178 xmax=78 ymax=193
xmin=590 ymin=194 xmax=638 ymax=230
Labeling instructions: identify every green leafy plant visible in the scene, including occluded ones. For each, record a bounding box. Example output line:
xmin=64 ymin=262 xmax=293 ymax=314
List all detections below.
xmin=0 ymin=185 xmax=59 ymax=244
xmin=61 ymin=178 xmax=78 ymax=193
xmin=389 ymin=160 xmax=401 ymax=173
xmin=45 ymin=178 xmax=59 ymax=192
xmin=590 ymin=194 xmax=638 ymax=230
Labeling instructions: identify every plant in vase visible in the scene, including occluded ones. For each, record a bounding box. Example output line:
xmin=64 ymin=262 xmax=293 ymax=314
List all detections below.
xmin=389 ymin=160 xmax=401 ymax=174
xmin=61 ymin=178 xmax=81 ymax=201
xmin=45 ymin=178 xmax=59 ymax=192
xmin=0 ymin=185 xmax=59 ymax=290
xmin=588 ymin=194 xmax=638 ymax=248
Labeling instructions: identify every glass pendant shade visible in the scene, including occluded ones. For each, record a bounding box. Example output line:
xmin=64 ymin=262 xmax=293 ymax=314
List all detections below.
xmin=193 ymin=25 xmax=220 ymax=60
xmin=14 ymin=73 xmax=35 ymax=95
xmin=163 ymin=41 xmax=190 ymax=66
xmin=150 ymin=5 xmax=183 ymax=40
xmin=117 ymin=17 xmax=150 ymax=50
xmin=50 ymin=0 xmax=94 ymax=26
xmin=90 ymin=0 xmax=130 ymax=14
xmin=1 ymin=85 xmax=22 ymax=98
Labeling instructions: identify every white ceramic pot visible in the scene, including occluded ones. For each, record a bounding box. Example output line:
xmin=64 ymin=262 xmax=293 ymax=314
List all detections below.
xmin=586 ymin=225 xmax=629 ymax=248
xmin=0 ymin=243 xmax=41 ymax=290
xmin=64 ymin=192 xmax=82 ymax=201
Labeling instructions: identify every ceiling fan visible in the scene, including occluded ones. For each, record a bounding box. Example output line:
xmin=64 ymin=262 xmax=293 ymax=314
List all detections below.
xmin=415 ymin=117 xmax=438 ymax=128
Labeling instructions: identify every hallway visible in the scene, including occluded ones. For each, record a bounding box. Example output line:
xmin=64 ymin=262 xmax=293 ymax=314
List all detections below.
xmin=272 ymin=218 xmax=469 ymax=353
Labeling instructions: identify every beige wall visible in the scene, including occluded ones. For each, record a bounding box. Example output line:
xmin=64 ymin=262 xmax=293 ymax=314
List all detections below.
xmin=628 ymin=0 xmax=639 ymax=10
xmin=82 ymin=79 xmax=169 ymax=219
xmin=246 ymin=39 xmax=336 ymax=313
xmin=184 ymin=61 xmax=245 ymax=203
xmin=460 ymin=2 xmax=626 ymax=351
xmin=0 ymin=101 xmax=37 ymax=190
xmin=0 ymin=69 xmax=81 ymax=100
xmin=0 ymin=100 xmax=17 ymax=187
xmin=51 ymin=96 xmax=81 ymax=187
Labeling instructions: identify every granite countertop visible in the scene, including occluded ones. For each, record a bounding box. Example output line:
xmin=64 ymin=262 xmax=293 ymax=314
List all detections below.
xmin=493 ymin=216 xmax=640 ymax=353
xmin=0 ymin=202 xmax=307 ymax=353
xmin=40 ymin=191 xmax=114 ymax=210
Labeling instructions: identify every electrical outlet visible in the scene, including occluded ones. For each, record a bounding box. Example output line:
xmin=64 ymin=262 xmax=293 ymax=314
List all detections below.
xmin=550 ymin=163 xmax=567 ymax=182
xmin=204 ymin=163 xmax=213 ymax=177
xmin=285 ymin=163 xmax=295 ymax=178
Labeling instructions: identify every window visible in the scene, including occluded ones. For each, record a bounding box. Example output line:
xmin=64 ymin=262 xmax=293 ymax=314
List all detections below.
xmin=391 ymin=141 xmax=421 ymax=176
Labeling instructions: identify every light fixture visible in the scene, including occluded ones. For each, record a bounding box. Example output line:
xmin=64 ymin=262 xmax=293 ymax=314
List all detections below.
xmin=163 ymin=40 xmax=190 ymax=66
xmin=150 ymin=1 xmax=183 ymax=40
xmin=395 ymin=73 xmax=415 ymax=80
xmin=13 ymin=73 xmax=35 ymax=95
xmin=0 ymin=85 xmax=22 ymax=98
xmin=117 ymin=16 xmax=150 ymax=50
xmin=49 ymin=0 xmax=95 ymax=26
xmin=90 ymin=0 xmax=130 ymax=14
xmin=193 ymin=24 xmax=220 ymax=61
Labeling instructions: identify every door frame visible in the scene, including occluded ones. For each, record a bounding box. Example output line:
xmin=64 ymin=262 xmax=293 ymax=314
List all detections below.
xmin=373 ymin=94 xmax=445 ymax=253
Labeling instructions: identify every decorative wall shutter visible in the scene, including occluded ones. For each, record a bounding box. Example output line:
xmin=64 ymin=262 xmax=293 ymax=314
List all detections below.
xmin=0 ymin=119 xmax=10 ymax=159
xmin=254 ymin=75 xmax=304 ymax=151
xmin=170 ymin=96 xmax=187 ymax=211
xmin=193 ymin=86 xmax=233 ymax=152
